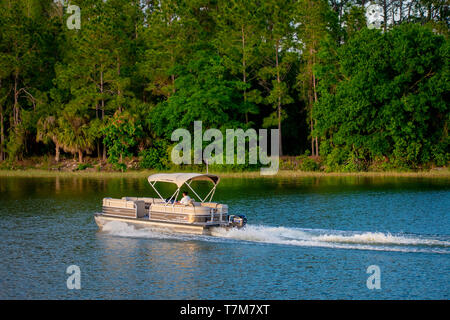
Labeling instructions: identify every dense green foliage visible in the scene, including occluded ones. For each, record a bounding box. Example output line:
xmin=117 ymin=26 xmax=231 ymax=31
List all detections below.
xmin=103 ymin=111 xmax=142 ymax=170
xmin=139 ymin=140 xmax=169 ymax=170
xmin=151 ymin=51 xmax=247 ymax=138
xmin=0 ymin=0 xmax=448 ymax=171
xmin=315 ymin=24 xmax=449 ymax=170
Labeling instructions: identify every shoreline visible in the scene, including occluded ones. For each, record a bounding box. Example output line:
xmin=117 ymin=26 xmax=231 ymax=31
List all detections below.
xmin=0 ymin=168 xmax=449 ymax=179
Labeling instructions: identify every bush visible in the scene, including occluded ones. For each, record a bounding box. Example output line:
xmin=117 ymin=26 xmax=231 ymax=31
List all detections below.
xmin=103 ymin=111 xmax=142 ymax=171
xmin=342 ymin=153 xmax=361 ymax=172
xmin=139 ymin=140 xmax=169 ymax=170
xmin=207 ymin=147 xmax=262 ymax=172
xmin=76 ymin=163 xmax=93 ymax=171
xmin=297 ymin=155 xmax=320 ymax=171
xmin=323 ymin=147 xmax=349 ymax=172
xmin=280 ymin=158 xmax=297 ymax=170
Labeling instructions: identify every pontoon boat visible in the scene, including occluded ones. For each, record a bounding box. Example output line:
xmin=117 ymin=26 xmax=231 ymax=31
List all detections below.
xmin=94 ymin=173 xmax=247 ymax=235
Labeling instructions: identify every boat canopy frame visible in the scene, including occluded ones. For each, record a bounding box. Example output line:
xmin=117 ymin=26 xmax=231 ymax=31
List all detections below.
xmin=147 ymin=173 xmax=220 ymax=205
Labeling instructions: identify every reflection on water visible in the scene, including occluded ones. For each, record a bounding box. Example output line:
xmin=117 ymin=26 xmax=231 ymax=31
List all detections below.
xmin=0 ymin=175 xmax=449 ymax=299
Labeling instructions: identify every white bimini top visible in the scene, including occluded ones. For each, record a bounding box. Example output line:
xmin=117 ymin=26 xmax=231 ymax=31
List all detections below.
xmin=147 ymin=173 xmax=220 ymax=188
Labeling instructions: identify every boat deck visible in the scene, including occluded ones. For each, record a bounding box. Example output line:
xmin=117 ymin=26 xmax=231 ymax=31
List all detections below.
xmin=94 ymin=212 xmax=226 ymax=235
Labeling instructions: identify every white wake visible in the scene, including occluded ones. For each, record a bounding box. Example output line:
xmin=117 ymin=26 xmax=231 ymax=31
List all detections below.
xmin=211 ymin=225 xmax=450 ymax=253
xmin=101 ymin=221 xmax=450 ymax=254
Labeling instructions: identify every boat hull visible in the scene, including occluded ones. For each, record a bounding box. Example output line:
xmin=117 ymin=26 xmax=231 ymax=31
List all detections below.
xmin=94 ymin=213 xmax=221 ymax=235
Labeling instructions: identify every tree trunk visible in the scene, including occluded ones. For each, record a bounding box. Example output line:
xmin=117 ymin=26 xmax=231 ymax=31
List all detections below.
xmin=399 ymin=0 xmax=403 ymax=22
xmin=0 ymin=79 xmax=3 ymax=161
xmin=310 ymin=117 xmax=315 ymax=156
xmin=78 ymin=150 xmax=83 ymax=163
xmin=100 ymin=69 xmax=105 ymax=119
xmin=308 ymin=45 xmax=316 ymax=157
xmin=117 ymin=58 xmax=122 ymax=112
xmin=275 ymin=39 xmax=283 ymax=156
xmin=95 ymin=100 xmax=100 ymax=160
xmin=100 ymin=68 xmax=106 ymax=161
xmin=0 ymin=103 xmax=4 ymax=161
xmin=169 ymin=15 xmax=176 ymax=96
xmin=170 ymin=52 xmax=175 ymax=96
xmin=242 ymin=24 xmax=248 ymax=124
xmin=407 ymin=2 xmax=412 ymax=20
xmin=171 ymin=74 xmax=175 ymax=95
xmin=55 ymin=144 xmax=60 ymax=162
xmin=312 ymin=62 xmax=319 ymax=157
xmin=382 ymin=0 xmax=388 ymax=32
xmin=392 ymin=3 xmax=395 ymax=25
xmin=315 ymin=132 xmax=319 ymax=157
xmin=12 ymin=70 xmax=20 ymax=161
xmin=278 ymin=95 xmax=282 ymax=156
xmin=13 ymin=71 xmax=19 ymax=127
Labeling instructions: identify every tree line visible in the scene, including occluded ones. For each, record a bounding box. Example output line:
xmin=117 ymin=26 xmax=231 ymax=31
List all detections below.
xmin=0 ymin=0 xmax=448 ymax=171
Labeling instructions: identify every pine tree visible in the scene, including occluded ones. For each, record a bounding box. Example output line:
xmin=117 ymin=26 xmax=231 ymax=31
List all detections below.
xmin=295 ymin=0 xmax=332 ymax=157
xmin=258 ymin=0 xmax=296 ymax=156
xmin=214 ymin=0 xmax=264 ymax=125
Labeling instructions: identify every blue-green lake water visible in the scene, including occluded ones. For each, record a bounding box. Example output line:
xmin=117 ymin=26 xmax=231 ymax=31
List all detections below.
xmin=0 ymin=175 xmax=449 ymax=299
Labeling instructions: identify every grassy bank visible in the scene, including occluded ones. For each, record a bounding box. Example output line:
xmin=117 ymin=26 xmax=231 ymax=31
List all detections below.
xmin=1 ymin=168 xmax=449 ymax=179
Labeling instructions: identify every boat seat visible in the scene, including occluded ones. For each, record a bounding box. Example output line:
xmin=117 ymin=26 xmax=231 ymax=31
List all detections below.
xmin=201 ymin=202 xmax=219 ymax=209
xmin=103 ymin=198 xmax=146 ymax=218
xmin=150 ymin=203 xmax=211 ymax=215
xmin=121 ymin=197 xmax=166 ymax=205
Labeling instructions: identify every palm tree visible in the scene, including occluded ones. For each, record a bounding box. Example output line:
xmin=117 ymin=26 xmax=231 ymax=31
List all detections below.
xmin=59 ymin=112 xmax=94 ymax=163
xmin=36 ymin=116 xmax=64 ymax=162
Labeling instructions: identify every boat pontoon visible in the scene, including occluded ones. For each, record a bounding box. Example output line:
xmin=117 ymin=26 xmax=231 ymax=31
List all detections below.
xmin=94 ymin=173 xmax=247 ymax=235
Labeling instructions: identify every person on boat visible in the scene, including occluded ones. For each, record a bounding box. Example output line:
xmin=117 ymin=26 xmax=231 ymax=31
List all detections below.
xmin=178 ymin=191 xmax=192 ymax=205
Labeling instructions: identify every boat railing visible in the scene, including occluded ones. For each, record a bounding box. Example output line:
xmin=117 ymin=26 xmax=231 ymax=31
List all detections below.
xmin=105 ymin=197 xmax=228 ymax=224
xmin=148 ymin=201 xmax=228 ymax=224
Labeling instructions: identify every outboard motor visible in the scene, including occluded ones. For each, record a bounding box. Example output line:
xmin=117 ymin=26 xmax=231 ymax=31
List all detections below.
xmin=229 ymin=215 xmax=247 ymax=229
